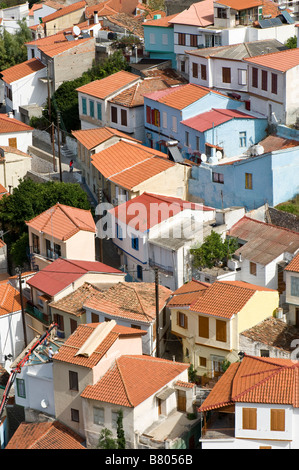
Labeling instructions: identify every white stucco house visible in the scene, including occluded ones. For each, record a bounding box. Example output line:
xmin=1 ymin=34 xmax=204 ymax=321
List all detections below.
xmin=0 ymin=2 xmax=29 ymax=34
xmin=284 ymin=252 xmax=299 ymax=328
xmin=0 ymin=146 xmax=32 ymax=191
xmin=0 ymin=114 xmax=33 ymax=153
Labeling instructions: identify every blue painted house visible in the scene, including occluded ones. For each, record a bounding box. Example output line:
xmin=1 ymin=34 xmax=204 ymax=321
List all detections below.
xmin=188 ymin=134 xmax=299 ymax=211
xmin=143 ymin=14 xmax=177 ymax=68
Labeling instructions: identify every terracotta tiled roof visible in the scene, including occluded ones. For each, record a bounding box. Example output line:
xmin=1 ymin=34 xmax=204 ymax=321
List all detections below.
xmin=199 ymin=354 xmax=299 ymax=412
xmin=258 ymin=134 xmax=299 ymax=153
xmin=106 ymin=12 xmax=144 ymax=37
xmin=0 ymin=114 xmax=33 ymax=134
xmin=25 ymin=31 xmax=66 ymax=47
xmin=42 ymin=0 xmax=86 ymax=23
xmin=168 ymin=279 xmax=210 ymax=307
xmin=175 ymin=380 xmax=195 ymax=388
xmin=109 ymin=78 xmax=169 ymax=107
xmin=285 ymin=252 xmax=299 ymax=272
xmin=91 ymin=140 xmax=174 ymax=190
xmin=0 ymin=58 xmax=46 ymax=84
xmin=143 ymin=13 xmax=177 ymax=27
xmin=54 ymin=322 xmax=146 ymax=368
xmin=228 ymin=216 xmax=299 ymax=265
xmin=0 ymin=184 xmax=8 ymax=200
xmin=189 ymin=280 xmax=276 ymax=318
xmin=26 ymin=203 xmax=96 ymax=241
xmin=49 ymin=282 xmax=100 ymax=316
xmin=244 ymin=47 xmax=299 ymax=72
xmin=38 ymin=37 xmax=94 ymax=58
xmin=85 ymin=0 xmax=117 ymax=18
xmin=109 ymin=192 xmax=210 ymax=232
xmin=182 ymin=108 xmax=255 ymax=133
xmin=0 ymin=146 xmax=32 ymax=160
xmin=76 ymin=70 xmax=139 ymax=99
xmin=26 ymin=258 xmax=122 ymax=297
xmin=71 ymin=126 xmax=139 ymax=150
xmin=215 ymin=0 xmax=263 ymax=10
xmin=81 ymin=355 xmax=188 ymax=407
xmin=144 ymin=83 xmax=219 ymax=110
xmin=240 ymin=316 xmax=299 ymax=352
xmin=0 ymin=281 xmax=22 ymax=316
xmin=168 ymin=0 xmax=213 ymax=27
xmin=5 ymin=421 xmax=86 ymax=449
xmin=84 ymin=282 xmax=172 ymax=323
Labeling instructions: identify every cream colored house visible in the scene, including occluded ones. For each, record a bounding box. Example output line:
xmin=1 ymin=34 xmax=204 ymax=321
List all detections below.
xmin=26 ymin=203 xmax=97 ymax=270
xmin=41 ymin=0 xmax=86 ymax=36
xmin=0 ymin=146 xmax=32 ymax=191
xmin=168 ymin=279 xmax=279 ymax=378
xmin=284 ymin=253 xmax=299 ymax=328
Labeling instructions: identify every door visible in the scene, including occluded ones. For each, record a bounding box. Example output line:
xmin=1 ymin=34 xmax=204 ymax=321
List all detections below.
xmin=296 ymin=308 xmax=299 ymax=328
xmin=177 ymin=391 xmax=186 ymax=412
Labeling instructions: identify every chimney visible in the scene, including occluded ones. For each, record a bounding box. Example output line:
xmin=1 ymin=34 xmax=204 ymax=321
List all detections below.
xmin=94 ymin=11 xmax=99 ymax=24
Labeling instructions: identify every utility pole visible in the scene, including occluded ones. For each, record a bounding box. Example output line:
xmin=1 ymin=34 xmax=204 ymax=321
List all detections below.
xmin=97 ymin=188 xmax=103 ymax=263
xmin=57 ymin=110 xmax=62 ymax=182
xmin=47 ymin=67 xmax=56 ymax=172
xmin=154 ymin=267 xmax=160 ymax=358
xmin=17 ymin=269 xmax=28 ymax=347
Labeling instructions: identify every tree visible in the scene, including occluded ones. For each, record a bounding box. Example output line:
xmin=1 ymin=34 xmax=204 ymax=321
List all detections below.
xmin=0 ymin=19 xmax=32 ymax=71
xmin=188 ymin=364 xmax=197 ymax=383
xmin=116 ymin=410 xmax=126 ymax=449
xmin=97 ymin=428 xmax=118 ymax=449
xmin=190 ymin=231 xmax=239 ymax=269
xmin=286 ymin=35 xmax=297 ymax=49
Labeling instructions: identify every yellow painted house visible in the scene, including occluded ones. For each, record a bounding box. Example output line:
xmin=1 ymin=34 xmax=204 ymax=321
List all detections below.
xmin=168 ymin=279 xmax=279 ymax=379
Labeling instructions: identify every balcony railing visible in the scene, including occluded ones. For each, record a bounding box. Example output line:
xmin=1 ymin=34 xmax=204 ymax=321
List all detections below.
xmin=25 ymin=302 xmax=51 ymax=326
xmin=201 ymin=411 xmax=235 ymax=440
xmin=149 ymin=258 xmax=174 ymax=276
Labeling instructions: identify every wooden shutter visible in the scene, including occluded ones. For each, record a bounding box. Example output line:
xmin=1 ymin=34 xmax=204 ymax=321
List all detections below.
xmin=192 ymin=62 xmax=198 ymax=78
xmin=262 ymin=70 xmax=268 ymax=91
xmin=271 ymin=73 xmax=277 ymax=94
xmin=242 ymin=408 xmax=257 ymax=430
xmin=121 ymin=109 xmax=127 ymax=126
xmin=198 ymin=316 xmax=209 ymax=338
xmin=146 ymin=105 xmax=152 ymax=124
xmin=252 ymin=67 xmax=258 ymax=88
xmin=8 ymin=137 xmax=17 ymax=148
xmin=216 ymin=319 xmax=226 ymax=342
xmin=270 ymin=409 xmax=285 ymax=431
xmin=201 ymin=64 xmax=207 ymax=81
xmin=222 ymin=67 xmax=231 ymax=83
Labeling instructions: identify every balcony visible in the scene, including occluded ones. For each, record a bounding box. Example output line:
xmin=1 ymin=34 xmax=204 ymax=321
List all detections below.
xmin=25 ymin=302 xmax=51 ymax=326
xmin=201 ymin=410 xmax=235 ymax=440
xmin=149 ymin=258 xmax=174 ymax=276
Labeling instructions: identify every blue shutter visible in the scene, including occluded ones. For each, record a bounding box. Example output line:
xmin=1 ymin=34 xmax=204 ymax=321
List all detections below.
xmin=82 ymin=97 xmax=87 ymax=115
xmin=97 ymin=102 xmax=102 ymax=120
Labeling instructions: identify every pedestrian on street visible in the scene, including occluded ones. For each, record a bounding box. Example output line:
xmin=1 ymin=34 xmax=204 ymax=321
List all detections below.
xmin=69 ymin=160 xmax=74 ymax=172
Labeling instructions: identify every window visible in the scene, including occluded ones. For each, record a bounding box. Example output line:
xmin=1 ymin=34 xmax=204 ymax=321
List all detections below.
xmin=8 ymin=137 xmax=17 ymax=148
xmin=121 ymin=109 xmax=127 ymax=126
xmin=222 ymin=67 xmax=231 ymax=84
xmin=71 ymin=408 xmax=79 ymax=422
xmin=131 ymin=324 xmax=141 ymax=329
xmin=200 ymin=357 xmax=207 ymax=367
xmin=178 ymin=33 xmax=186 ymax=46
xmin=32 ymin=233 xmax=40 ymax=254
xmin=196 ymin=136 xmax=200 ymax=151
xmin=250 ymin=261 xmax=257 ymax=276
xmin=260 ymin=349 xmax=269 ymax=357
xmin=137 ymin=265 xmax=143 ymax=280
xmin=162 ymin=33 xmax=168 ymax=45
xmin=54 ymin=243 xmax=61 ymax=258
xmin=217 ymin=7 xmax=227 ymax=18
xmin=97 ymin=102 xmax=102 ymax=120
xmin=242 ymin=407 xmax=257 ymax=430
xmin=216 ymin=319 xmax=226 ymax=342
xmin=238 ymin=69 xmax=247 ymax=86
xmin=116 ymin=223 xmax=123 ymax=240
xmin=69 ymin=370 xmax=79 ymax=391
xmin=212 ymin=172 xmax=224 ymax=184
xmin=131 ymin=236 xmax=139 ymax=251
xmin=261 ymin=70 xmax=268 ymax=91
xmin=271 ymin=73 xmax=277 ymax=94
xmin=252 ymin=67 xmax=258 ymax=88
xmin=150 ymin=33 xmax=155 ymax=44
xmin=245 ymin=172 xmax=252 ymax=189
xmin=190 ymin=34 xmax=197 ymax=47
xmin=16 ymin=378 xmax=26 ymax=398
xmin=201 ymin=64 xmax=207 ymax=81
xmin=239 ymin=131 xmax=247 ymax=147
xmin=177 ymin=311 xmax=187 ymax=328
xmin=112 ymin=411 xmax=119 ymax=428
xmin=70 ymin=318 xmax=77 ymax=334
xmin=93 ymin=407 xmax=104 ymax=425
xmin=111 ymin=106 xmax=117 ymax=123
xmin=291 ymin=276 xmax=299 ymax=297
xmin=198 ymin=315 xmax=209 ymax=338
xmin=89 ymin=100 xmax=94 ymax=118
xmin=146 ymin=105 xmax=152 ymax=124
xmin=152 ymin=109 xmax=160 ymax=127
xmin=192 ymin=62 xmax=198 ymax=78
xmin=172 ymin=115 xmax=177 ymax=133
xmin=82 ymin=97 xmax=87 ymax=115
xmin=91 ymin=312 xmax=99 ymax=322
xmin=185 ymin=131 xmax=189 ymax=147
xmin=270 ymin=409 xmax=285 ymax=431
xmin=162 ymin=111 xmax=167 ymax=128
xmin=53 ymin=313 xmax=64 ymax=332
xmin=180 ymin=60 xmax=185 ymax=73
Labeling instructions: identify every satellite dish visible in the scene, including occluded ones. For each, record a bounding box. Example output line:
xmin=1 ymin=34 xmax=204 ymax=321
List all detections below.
xmin=201 ymin=153 xmax=207 ymax=162
xmin=72 ymin=25 xmax=81 ymax=36
xmin=216 ymin=150 xmax=222 ymax=160
xmin=41 ymin=399 xmax=48 ymax=409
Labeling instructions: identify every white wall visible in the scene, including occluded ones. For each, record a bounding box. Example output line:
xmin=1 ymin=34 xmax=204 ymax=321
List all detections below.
xmin=0 ymin=130 xmax=33 ymax=154
xmin=0 ymin=311 xmax=24 ymax=366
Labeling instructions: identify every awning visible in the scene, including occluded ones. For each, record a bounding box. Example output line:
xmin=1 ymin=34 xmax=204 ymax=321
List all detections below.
xmin=156 ymin=387 xmax=175 ymax=400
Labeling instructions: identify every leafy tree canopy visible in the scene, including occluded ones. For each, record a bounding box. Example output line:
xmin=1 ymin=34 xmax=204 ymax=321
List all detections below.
xmin=97 ymin=428 xmax=118 ymax=449
xmin=0 ymin=19 xmax=32 ymax=71
xmin=190 ymin=231 xmax=239 ymax=269
xmin=285 ymin=35 xmax=297 ymax=49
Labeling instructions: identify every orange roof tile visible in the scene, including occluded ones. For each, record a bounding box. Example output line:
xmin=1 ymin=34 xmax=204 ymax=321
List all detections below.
xmin=84 ymin=282 xmax=171 ymax=323
xmin=91 ymin=140 xmax=174 ymax=190
xmin=168 ymin=0 xmax=214 ymax=27
xmin=199 ymin=355 xmax=299 ymax=412
xmin=0 ymin=58 xmax=46 ymax=84
xmin=0 ymin=114 xmax=33 ymax=134
xmin=26 ymin=203 xmax=96 ymax=241
xmin=76 ymin=70 xmax=139 ymax=99
xmin=244 ymin=47 xmax=299 ymax=72
xmin=189 ymin=280 xmax=276 ymax=318
xmin=143 ymin=13 xmax=177 ymax=27
xmin=0 ymin=281 xmax=22 ymax=316
xmin=38 ymin=37 xmax=93 ymax=58
xmin=25 ymin=31 xmax=66 ymax=47
xmin=42 ymin=0 xmax=86 ymax=23
xmin=71 ymin=126 xmax=140 ymax=150
xmin=81 ymin=355 xmax=188 ymax=407
xmin=54 ymin=322 xmax=146 ymax=368
xmin=168 ymin=279 xmax=210 ymax=307
xmin=109 ymin=78 xmax=171 ymax=107
xmin=5 ymin=421 xmax=86 ymax=449
xmin=144 ymin=83 xmax=213 ymax=110
xmin=49 ymin=282 xmax=101 ymax=316
xmin=285 ymin=252 xmax=299 ymax=273
xmin=215 ymin=0 xmax=263 ymax=10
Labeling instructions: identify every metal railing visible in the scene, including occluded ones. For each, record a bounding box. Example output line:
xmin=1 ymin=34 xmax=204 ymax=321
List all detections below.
xmin=25 ymin=303 xmax=51 ymax=326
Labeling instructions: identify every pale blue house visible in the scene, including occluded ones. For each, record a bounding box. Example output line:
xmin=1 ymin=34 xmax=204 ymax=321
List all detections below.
xmin=188 ymin=134 xmax=299 ymax=210
xmin=143 ymin=14 xmax=177 ymax=67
